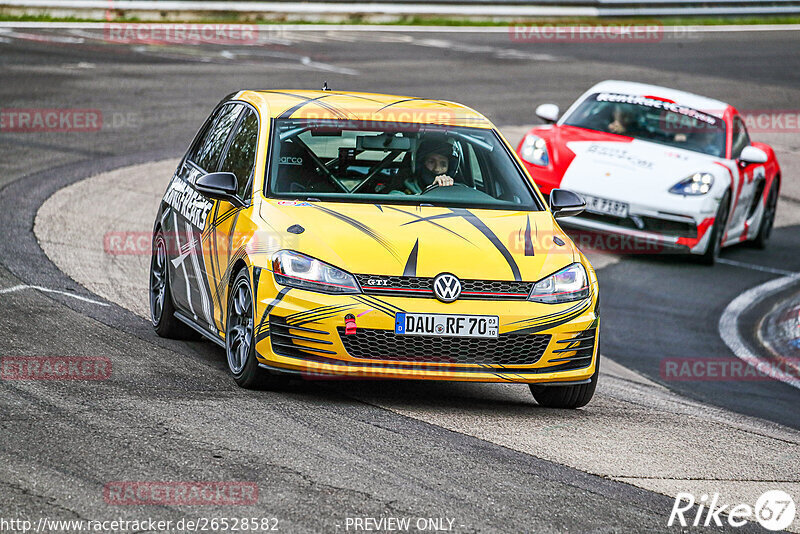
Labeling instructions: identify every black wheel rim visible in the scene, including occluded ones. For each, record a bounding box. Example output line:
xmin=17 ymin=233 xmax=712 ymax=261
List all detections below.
xmin=149 ymin=236 xmax=167 ymax=326
xmin=227 ymin=279 xmax=253 ymax=375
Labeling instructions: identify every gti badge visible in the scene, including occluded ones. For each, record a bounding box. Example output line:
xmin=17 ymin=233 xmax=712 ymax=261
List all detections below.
xmin=433 ymin=273 xmax=461 ymax=303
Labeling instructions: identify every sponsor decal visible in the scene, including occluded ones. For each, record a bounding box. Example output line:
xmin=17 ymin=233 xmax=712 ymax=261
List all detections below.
xmin=163 ymin=177 xmax=213 ymax=229
xmin=596 ymin=93 xmax=720 ymax=126
xmin=585 ymin=143 xmax=654 ymax=169
xmin=276 ymin=200 xmax=312 ymax=207
xmin=279 ymin=156 xmax=303 ymax=165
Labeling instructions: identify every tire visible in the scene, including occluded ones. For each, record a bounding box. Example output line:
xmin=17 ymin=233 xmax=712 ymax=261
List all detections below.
xmin=226 ymin=268 xmax=289 ymax=389
xmin=697 ymin=191 xmax=731 ymax=266
xmin=751 ymin=180 xmax=778 ymax=249
xmin=529 ymin=357 xmax=599 ymax=409
xmin=150 ymin=230 xmax=200 ymax=340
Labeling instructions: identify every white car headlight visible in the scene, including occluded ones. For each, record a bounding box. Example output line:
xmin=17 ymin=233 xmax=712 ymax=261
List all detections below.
xmin=271 ymin=250 xmax=361 ymax=294
xmin=529 ymin=263 xmax=590 ymax=304
xmin=669 ymin=172 xmax=714 ymax=196
xmin=520 ymin=134 xmax=549 ymax=166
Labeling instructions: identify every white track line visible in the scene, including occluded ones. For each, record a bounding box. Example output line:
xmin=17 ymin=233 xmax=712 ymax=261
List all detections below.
xmin=717 ymin=258 xmax=799 ymax=277
xmin=719 ymin=272 xmax=800 ymax=390
xmin=0 ymin=284 xmax=110 ymax=306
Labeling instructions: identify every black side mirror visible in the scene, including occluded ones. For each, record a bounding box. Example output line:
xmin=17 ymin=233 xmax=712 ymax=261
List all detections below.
xmin=195 ymin=172 xmax=242 ymax=206
xmin=549 ymin=188 xmax=585 ymax=219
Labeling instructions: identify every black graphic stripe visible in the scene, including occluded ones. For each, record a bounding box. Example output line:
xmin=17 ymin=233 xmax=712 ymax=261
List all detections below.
xmin=386 ymin=207 xmax=474 ymax=244
xmin=403 ymin=239 xmax=419 ymax=277
xmin=286 ymin=303 xmax=352 ymax=322
xmin=255 ymin=287 xmax=292 ymax=341
xmin=352 ymin=296 xmax=400 ymax=318
xmin=359 ymin=294 xmax=405 ymax=314
xmin=375 ymin=98 xmax=449 ymax=113
xmin=449 ymin=208 xmax=521 ymax=281
xmin=293 ymin=306 xmax=359 ymax=326
xmin=524 ymin=215 xmax=535 ymax=257
xmin=309 ymin=204 xmax=400 ymax=261
xmin=286 ymin=304 xmax=357 ymax=325
xmin=274 ymin=93 xmax=352 ymax=120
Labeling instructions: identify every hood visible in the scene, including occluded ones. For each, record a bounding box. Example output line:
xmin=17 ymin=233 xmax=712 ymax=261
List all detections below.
xmin=258 ymin=200 xmax=576 ymax=282
xmin=548 ymin=126 xmax=721 ymax=197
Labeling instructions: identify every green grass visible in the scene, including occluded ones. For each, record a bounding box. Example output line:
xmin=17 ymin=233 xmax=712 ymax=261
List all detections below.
xmin=1 ymin=11 xmax=800 ymax=26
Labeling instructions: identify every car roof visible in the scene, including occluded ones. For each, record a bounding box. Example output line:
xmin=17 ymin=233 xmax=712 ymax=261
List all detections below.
xmin=233 ymin=89 xmax=494 ymax=128
xmin=584 ymin=80 xmax=731 ymax=118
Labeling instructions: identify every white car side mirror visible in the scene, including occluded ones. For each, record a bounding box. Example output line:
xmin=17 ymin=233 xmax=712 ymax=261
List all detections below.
xmin=535 ymin=103 xmax=559 ymax=124
xmin=739 ymin=145 xmax=768 ymax=164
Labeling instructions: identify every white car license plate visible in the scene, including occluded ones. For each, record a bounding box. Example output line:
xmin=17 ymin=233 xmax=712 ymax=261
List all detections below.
xmin=394 ymin=313 xmax=499 ymax=338
xmin=582 ymin=194 xmax=629 ymax=218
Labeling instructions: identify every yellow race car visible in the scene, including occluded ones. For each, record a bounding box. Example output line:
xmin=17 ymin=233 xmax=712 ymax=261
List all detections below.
xmin=149 ymin=89 xmax=600 ymax=408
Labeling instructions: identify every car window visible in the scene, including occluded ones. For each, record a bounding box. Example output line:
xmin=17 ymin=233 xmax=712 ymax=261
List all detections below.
xmin=731 ymin=116 xmax=750 ymax=159
xmin=219 ymin=108 xmax=259 ymax=199
xmin=267 ymin=119 xmax=542 ymax=211
xmin=192 ymin=103 xmax=242 ymax=172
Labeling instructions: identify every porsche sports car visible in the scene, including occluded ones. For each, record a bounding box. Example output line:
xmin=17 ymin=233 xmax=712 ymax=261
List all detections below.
xmin=149 ymin=89 xmax=600 ymax=408
xmin=516 ymin=80 xmax=781 ymax=264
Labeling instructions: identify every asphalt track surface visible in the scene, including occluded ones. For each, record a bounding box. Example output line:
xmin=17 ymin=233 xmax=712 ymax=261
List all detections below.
xmin=1 ymin=26 xmax=799 ymax=532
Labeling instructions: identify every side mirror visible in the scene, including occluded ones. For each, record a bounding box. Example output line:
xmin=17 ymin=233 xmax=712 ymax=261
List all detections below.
xmin=535 ymin=103 xmax=560 ymax=124
xmin=549 ymin=188 xmax=585 ymax=219
xmin=739 ymin=145 xmax=768 ymax=165
xmin=195 ymin=172 xmax=242 ymax=205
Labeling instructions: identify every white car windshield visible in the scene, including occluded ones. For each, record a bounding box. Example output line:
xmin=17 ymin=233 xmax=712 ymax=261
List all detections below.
xmin=563 ymin=92 xmax=726 ymax=158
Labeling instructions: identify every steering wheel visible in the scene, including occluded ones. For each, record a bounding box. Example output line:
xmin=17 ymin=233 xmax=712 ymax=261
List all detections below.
xmin=422 ymin=182 xmax=468 ymax=194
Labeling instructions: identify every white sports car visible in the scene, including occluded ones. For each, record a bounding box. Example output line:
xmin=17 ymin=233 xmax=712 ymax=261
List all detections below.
xmin=516 ymin=80 xmax=781 ymax=264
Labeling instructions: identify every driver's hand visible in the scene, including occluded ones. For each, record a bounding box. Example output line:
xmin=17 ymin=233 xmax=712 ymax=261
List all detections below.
xmin=434 ymin=175 xmax=454 ymax=187
xmin=608 ymin=121 xmax=625 ymax=134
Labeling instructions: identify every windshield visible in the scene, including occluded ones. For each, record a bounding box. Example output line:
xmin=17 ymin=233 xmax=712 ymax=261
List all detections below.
xmin=563 ymin=92 xmax=726 ymax=158
xmin=266 ymin=119 xmax=543 ymax=211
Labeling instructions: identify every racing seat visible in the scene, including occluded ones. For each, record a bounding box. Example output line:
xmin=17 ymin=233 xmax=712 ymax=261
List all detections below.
xmin=274 ymin=140 xmax=334 ymax=193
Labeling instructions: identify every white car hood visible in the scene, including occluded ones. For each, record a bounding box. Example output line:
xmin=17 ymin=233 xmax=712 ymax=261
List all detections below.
xmin=560 ymin=139 xmax=721 ymax=199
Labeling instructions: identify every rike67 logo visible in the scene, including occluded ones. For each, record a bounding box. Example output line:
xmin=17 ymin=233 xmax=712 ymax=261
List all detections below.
xmin=668 ymin=490 xmax=796 ymax=530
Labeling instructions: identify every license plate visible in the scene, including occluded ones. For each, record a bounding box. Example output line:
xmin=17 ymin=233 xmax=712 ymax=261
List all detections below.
xmin=395 ymin=313 xmax=499 ymax=338
xmin=582 ymin=194 xmax=629 ymax=218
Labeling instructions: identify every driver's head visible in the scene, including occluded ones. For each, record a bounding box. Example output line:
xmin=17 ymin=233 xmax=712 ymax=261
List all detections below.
xmin=612 ymin=105 xmax=634 ymax=126
xmin=415 ymin=135 xmax=455 ymax=179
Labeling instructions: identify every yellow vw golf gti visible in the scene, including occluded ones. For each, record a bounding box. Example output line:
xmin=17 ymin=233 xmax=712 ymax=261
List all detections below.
xmin=149 ymin=90 xmax=599 ymax=408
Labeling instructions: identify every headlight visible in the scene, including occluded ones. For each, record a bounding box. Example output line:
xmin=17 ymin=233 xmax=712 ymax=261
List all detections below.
xmin=529 ymin=263 xmax=590 ymax=304
xmin=520 ymin=134 xmax=549 ymax=166
xmin=271 ymin=250 xmax=361 ymax=294
xmin=669 ymin=172 xmax=714 ymax=196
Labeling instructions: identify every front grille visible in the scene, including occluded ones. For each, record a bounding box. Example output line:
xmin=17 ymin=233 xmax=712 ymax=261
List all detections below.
xmin=354 ymin=274 xmax=533 ymax=300
xmin=579 ymin=212 xmax=696 ymax=238
xmin=337 ymin=327 xmax=551 ymax=366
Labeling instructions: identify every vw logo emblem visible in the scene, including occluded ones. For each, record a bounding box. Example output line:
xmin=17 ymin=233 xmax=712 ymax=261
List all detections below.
xmin=433 ymin=273 xmax=462 ymax=303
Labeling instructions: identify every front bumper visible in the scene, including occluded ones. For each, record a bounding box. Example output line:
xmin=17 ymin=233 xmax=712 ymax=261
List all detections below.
xmin=252 ymin=270 xmax=599 ymax=384
xmin=560 ymin=212 xmax=715 ymax=255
